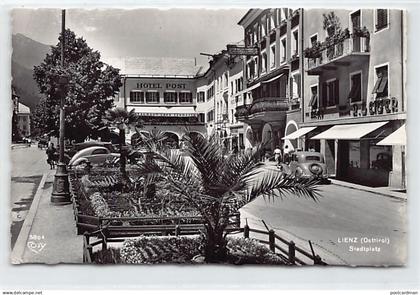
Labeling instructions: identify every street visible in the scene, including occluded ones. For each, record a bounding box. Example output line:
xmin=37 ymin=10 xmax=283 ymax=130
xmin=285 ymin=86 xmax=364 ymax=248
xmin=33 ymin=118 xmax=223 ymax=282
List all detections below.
xmin=10 ymin=144 xmax=49 ymax=249
xmin=241 ymin=169 xmax=407 ymax=266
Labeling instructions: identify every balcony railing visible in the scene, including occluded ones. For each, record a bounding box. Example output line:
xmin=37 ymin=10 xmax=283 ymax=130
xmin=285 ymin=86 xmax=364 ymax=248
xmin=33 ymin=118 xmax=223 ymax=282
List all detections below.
xmin=305 ymin=29 xmax=370 ymax=72
xmin=249 ymin=97 xmax=289 ymax=115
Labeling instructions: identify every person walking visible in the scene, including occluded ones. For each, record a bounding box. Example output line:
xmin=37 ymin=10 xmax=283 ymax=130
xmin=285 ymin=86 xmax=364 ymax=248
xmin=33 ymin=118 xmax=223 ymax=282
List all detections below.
xmin=46 ymin=142 xmax=57 ymax=169
xmin=274 ymin=145 xmax=282 ymax=164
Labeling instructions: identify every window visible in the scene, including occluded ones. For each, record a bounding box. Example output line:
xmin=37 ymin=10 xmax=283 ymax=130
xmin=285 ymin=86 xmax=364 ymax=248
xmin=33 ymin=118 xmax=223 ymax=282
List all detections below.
xmin=309 ymin=85 xmax=318 ymax=108
xmin=261 ymin=51 xmax=267 ymax=73
xmin=164 ymin=92 xmax=177 ymax=103
xmin=376 ymin=9 xmax=388 ymax=31
xmin=291 ymin=73 xmax=301 ymax=99
xmin=270 ymin=44 xmax=276 ymax=69
xmin=372 ymin=65 xmax=388 ymax=98
xmin=254 ymin=57 xmax=259 ymax=76
xmin=92 ymin=148 xmax=107 ymax=155
xmin=179 ymin=92 xmax=192 ymax=103
xmin=197 ymin=91 xmax=205 ymax=103
xmin=145 ymin=91 xmax=159 ymax=103
xmin=310 ymin=34 xmax=318 ymax=47
xmin=207 ymin=110 xmax=214 ymax=122
xmin=292 ymin=29 xmax=299 ymax=56
xmin=281 ymin=38 xmax=287 ymax=63
xmin=130 ymin=91 xmax=144 ymax=103
xmin=322 ymin=79 xmax=339 ymax=107
xmin=349 ymin=72 xmax=362 ymax=102
xmin=198 ymin=113 xmax=205 ymax=122
xmin=207 ymin=85 xmax=214 ymax=100
xmin=262 ymin=16 xmax=267 ymax=37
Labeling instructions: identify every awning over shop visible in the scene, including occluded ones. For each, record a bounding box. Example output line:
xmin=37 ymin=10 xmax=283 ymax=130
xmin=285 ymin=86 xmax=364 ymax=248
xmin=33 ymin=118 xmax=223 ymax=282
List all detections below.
xmin=311 ymin=121 xmax=388 ymax=140
xmin=262 ymin=74 xmax=285 ymax=84
xmin=377 ymin=124 xmax=406 ymax=146
xmin=127 ymin=106 xmax=197 ymax=117
xmin=282 ymin=127 xmax=317 ymax=140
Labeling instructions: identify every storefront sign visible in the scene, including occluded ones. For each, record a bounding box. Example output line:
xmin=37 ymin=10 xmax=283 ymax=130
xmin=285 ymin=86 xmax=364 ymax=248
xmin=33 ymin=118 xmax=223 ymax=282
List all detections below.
xmin=227 ymin=45 xmax=259 ymax=56
xmin=136 ymin=83 xmax=187 ymax=90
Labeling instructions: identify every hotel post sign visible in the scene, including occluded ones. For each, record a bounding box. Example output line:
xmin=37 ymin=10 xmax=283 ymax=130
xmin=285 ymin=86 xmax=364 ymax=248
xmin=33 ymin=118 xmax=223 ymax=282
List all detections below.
xmin=227 ymin=45 xmax=259 ymax=56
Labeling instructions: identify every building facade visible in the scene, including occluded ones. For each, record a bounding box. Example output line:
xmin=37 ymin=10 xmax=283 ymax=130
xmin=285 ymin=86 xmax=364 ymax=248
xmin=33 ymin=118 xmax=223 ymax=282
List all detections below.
xmin=236 ymin=8 xmax=304 ymax=153
xmin=113 ymin=57 xmax=207 ymax=146
xmin=297 ymin=9 xmax=406 ymax=188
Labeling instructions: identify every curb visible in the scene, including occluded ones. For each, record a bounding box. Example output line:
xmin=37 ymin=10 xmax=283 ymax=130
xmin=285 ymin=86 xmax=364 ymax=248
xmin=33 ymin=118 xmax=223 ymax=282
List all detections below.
xmin=330 ymin=180 xmax=407 ymax=201
xmin=10 ymin=172 xmax=48 ymax=264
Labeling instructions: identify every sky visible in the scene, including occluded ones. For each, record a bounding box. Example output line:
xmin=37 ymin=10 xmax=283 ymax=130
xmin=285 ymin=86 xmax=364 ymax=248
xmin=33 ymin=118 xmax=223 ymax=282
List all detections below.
xmin=11 ymin=8 xmax=247 ymax=68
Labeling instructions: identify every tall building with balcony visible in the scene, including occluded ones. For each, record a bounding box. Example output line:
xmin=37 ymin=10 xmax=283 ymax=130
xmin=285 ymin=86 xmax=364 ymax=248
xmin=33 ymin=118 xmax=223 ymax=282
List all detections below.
xmin=112 ymin=57 xmax=207 ymax=147
xmin=297 ymin=9 xmax=406 ymax=188
xmin=236 ymin=8 xmax=304 ymax=153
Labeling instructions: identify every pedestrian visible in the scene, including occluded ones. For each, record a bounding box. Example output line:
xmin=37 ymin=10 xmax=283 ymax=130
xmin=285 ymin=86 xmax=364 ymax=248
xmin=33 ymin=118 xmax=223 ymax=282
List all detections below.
xmin=283 ymin=144 xmax=294 ymax=164
xmin=46 ymin=142 xmax=57 ymax=169
xmin=274 ymin=145 xmax=282 ymax=164
xmin=309 ymin=145 xmax=316 ymax=152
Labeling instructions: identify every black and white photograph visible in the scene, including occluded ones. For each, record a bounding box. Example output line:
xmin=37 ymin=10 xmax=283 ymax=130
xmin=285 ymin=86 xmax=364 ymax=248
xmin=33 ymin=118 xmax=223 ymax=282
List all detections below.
xmin=9 ymin=7 xmax=407 ymax=267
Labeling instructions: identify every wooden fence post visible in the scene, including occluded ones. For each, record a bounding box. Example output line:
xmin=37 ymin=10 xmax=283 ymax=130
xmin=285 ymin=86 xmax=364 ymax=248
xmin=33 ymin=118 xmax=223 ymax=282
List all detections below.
xmin=244 ymin=224 xmax=250 ymax=238
xmin=269 ymin=230 xmax=275 ymax=252
xmin=175 ymin=225 xmax=180 ymax=236
xmin=288 ymin=241 xmax=296 ymax=264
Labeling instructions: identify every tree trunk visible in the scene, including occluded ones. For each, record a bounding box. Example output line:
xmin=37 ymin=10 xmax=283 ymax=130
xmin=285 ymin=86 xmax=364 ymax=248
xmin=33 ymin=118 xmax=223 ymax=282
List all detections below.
xmin=204 ymin=225 xmax=228 ymax=263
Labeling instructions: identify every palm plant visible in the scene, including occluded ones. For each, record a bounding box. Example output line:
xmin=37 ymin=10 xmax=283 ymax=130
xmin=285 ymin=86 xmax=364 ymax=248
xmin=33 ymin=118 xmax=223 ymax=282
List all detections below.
xmin=103 ymin=108 xmax=142 ymax=183
xmin=137 ymin=134 xmax=320 ymax=263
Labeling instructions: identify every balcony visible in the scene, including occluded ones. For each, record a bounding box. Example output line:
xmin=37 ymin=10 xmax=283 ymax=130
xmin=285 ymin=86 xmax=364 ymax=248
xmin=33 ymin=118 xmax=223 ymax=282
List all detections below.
xmin=305 ymin=30 xmax=370 ymax=75
xmin=235 ymin=97 xmax=289 ymax=123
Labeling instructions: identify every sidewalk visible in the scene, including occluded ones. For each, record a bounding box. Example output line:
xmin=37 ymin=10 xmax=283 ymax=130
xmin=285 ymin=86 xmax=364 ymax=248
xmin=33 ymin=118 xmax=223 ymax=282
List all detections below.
xmin=11 ymin=171 xmax=83 ymax=264
xmin=330 ymin=179 xmax=407 ymax=200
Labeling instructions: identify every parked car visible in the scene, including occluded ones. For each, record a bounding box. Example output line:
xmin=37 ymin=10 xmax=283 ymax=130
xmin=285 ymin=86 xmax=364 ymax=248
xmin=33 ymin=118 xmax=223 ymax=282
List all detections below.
xmin=68 ymin=146 xmax=120 ymax=167
xmin=283 ymin=151 xmax=329 ymax=182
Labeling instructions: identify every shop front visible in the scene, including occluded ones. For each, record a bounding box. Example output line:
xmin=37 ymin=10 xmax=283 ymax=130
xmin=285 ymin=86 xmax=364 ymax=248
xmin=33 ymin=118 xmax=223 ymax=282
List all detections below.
xmin=311 ymin=121 xmax=396 ymax=187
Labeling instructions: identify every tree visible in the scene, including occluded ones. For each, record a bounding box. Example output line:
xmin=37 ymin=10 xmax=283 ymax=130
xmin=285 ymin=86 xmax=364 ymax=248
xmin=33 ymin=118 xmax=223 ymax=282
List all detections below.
xmin=33 ymin=29 xmax=122 ymax=142
xmin=103 ymin=108 xmax=142 ymax=182
xmin=138 ymin=134 xmax=320 ymax=263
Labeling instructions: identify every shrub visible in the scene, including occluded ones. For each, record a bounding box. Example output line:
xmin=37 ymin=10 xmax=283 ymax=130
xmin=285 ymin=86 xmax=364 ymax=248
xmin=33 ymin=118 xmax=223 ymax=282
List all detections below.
xmin=226 ymin=237 xmax=288 ymax=265
xmin=93 ymin=248 xmax=122 ymax=264
xmin=120 ymin=235 xmax=204 ymax=264
xmin=89 ymin=192 xmax=111 ymax=218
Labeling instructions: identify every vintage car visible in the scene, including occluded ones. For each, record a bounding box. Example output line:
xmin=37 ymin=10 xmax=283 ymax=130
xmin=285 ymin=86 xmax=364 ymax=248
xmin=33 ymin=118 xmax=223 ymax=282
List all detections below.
xmin=283 ymin=151 xmax=329 ymax=181
xmin=68 ymin=146 xmax=120 ymax=167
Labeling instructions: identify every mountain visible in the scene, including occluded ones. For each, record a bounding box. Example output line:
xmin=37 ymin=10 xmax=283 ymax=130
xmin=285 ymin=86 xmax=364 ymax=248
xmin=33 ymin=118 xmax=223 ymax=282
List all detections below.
xmin=12 ymin=33 xmax=51 ymax=111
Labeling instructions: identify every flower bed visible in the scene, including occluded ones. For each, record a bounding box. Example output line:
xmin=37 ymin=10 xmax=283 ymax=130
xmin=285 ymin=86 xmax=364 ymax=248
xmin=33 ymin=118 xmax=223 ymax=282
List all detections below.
xmin=91 ymin=236 xmax=288 ymax=265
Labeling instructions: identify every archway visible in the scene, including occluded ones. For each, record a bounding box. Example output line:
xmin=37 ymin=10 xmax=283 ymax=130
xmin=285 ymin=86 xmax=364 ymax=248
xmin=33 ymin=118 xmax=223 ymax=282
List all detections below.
xmin=284 ymin=121 xmax=298 ymax=150
xmin=262 ymin=123 xmax=273 ymax=151
xmin=246 ymin=127 xmax=254 ymax=147
xmin=163 ymin=132 xmax=179 ymax=149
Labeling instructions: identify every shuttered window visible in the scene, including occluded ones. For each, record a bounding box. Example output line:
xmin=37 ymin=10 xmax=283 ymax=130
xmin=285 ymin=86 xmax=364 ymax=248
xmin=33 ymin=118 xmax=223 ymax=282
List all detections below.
xmin=372 ymin=65 xmax=389 ymax=98
xmin=376 ymin=9 xmax=388 ymax=31
xmin=309 ymin=85 xmax=318 ymax=108
xmin=348 ymin=73 xmax=362 ymax=102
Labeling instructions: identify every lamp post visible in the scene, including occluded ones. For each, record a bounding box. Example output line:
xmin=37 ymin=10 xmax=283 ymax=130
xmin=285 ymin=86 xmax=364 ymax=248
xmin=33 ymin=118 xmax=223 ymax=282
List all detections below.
xmin=51 ymin=9 xmax=71 ymax=205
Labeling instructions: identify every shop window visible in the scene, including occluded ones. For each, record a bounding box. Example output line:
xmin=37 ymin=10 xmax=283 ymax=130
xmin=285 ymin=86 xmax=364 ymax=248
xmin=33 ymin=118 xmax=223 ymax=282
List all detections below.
xmin=179 ymin=92 xmax=192 ymax=103
xmin=349 ymin=73 xmax=362 ymax=102
xmin=372 ymin=65 xmax=388 ymax=98
xmin=348 ymin=141 xmax=361 ymax=168
xmin=370 ymin=143 xmax=392 ymax=171
xmin=145 ymin=92 xmax=159 ymax=103
xmin=309 ymin=85 xmax=318 ymax=109
xmin=375 ymin=9 xmax=389 ymax=31
xmin=130 ymin=91 xmax=144 ymax=103
xmin=164 ymin=92 xmax=177 ymax=103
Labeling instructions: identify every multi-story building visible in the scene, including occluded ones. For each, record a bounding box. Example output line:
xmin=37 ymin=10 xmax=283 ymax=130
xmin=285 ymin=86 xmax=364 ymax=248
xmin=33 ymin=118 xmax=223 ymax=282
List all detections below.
xmin=112 ymin=57 xmax=207 ymax=147
xmin=236 ymin=8 xmax=304 ymax=153
xmin=294 ymin=9 xmax=406 ymax=188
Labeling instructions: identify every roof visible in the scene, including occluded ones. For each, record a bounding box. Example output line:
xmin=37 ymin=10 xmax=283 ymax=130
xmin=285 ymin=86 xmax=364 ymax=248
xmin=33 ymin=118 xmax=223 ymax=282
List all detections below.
xmin=18 ymin=103 xmax=30 ymax=114
xmin=106 ymin=57 xmax=204 ymax=78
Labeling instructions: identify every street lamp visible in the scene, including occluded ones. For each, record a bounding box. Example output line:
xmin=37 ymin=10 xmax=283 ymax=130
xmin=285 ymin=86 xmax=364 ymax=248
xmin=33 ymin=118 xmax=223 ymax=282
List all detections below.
xmin=51 ymin=9 xmax=71 ymax=205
